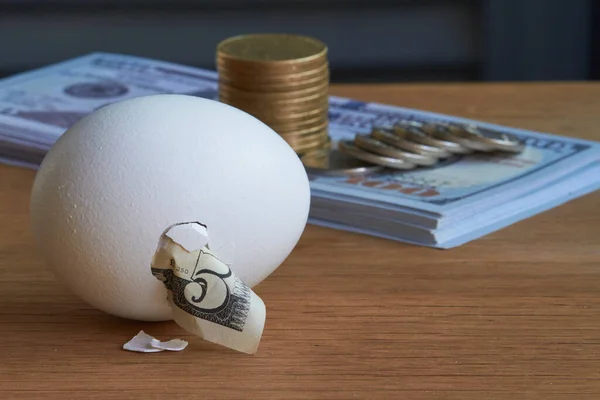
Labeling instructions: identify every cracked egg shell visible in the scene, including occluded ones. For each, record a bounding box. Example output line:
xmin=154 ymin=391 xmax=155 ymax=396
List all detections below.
xmin=30 ymin=94 xmax=310 ymax=321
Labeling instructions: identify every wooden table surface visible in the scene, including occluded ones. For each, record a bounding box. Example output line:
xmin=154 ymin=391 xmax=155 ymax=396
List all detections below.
xmin=1 ymin=83 xmax=600 ymax=399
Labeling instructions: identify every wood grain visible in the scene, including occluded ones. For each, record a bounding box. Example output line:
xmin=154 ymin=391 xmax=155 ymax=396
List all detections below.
xmin=1 ymin=83 xmax=600 ymax=399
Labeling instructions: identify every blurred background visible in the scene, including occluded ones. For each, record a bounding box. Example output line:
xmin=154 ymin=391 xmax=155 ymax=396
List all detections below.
xmin=0 ymin=0 xmax=596 ymax=82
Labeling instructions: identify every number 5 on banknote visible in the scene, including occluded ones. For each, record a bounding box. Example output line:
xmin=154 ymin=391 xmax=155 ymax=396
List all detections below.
xmin=151 ymin=222 xmax=266 ymax=354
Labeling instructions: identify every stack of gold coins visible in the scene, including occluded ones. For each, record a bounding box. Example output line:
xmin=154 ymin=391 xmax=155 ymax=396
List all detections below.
xmin=216 ymin=34 xmax=330 ymax=155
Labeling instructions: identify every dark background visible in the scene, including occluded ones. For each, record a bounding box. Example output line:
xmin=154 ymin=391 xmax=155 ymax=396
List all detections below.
xmin=0 ymin=0 xmax=596 ymax=82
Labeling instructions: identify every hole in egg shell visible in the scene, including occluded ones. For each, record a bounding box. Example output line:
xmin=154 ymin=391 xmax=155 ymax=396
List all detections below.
xmin=150 ymin=221 xmax=237 ymax=293
xmin=163 ymin=221 xmax=210 ymax=252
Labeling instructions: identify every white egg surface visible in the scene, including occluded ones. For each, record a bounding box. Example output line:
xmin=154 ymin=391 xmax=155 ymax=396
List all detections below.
xmin=30 ymin=94 xmax=310 ymax=321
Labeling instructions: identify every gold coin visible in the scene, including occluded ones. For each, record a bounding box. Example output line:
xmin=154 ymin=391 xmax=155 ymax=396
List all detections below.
xmin=354 ymin=135 xmax=438 ymax=166
xmin=217 ymin=34 xmax=327 ymax=69
xmin=301 ymin=148 xmax=383 ymax=176
xmin=219 ymin=90 xmax=328 ymax=106
xmin=219 ymin=95 xmax=328 ymax=115
xmin=219 ymin=59 xmax=327 ymax=76
xmin=217 ymin=64 xmax=328 ymax=84
xmin=218 ymin=62 xmax=329 ymax=84
xmin=218 ymin=72 xmax=328 ymax=93
xmin=278 ymin=131 xmax=329 ymax=144
xmin=218 ymin=92 xmax=328 ymax=123
xmin=268 ymin=114 xmax=328 ymax=131
xmin=216 ymin=49 xmax=327 ymax=73
xmin=258 ymin=109 xmax=328 ymax=125
xmin=219 ymin=73 xmax=329 ymax=93
xmin=281 ymin=135 xmax=329 ymax=146
xmin=218 ymin=80 xmax=329 ymax=101
xmin=220 ymin=105 xmax=327 ymax=125
xmin=282 ymin=136 xmax=325 ymax=148
xmin=288 ymin=135 xmax=330 ymax=154
xmin=252 ymin=107 xmax=329 ymax=124
xmin=218 ymin=77 xmax=329 ymax=96
xmin=295 ymin=143 xmax=328 ymax=155
xmin=281 ymin=129 xmax=328 ymax=146
xmin=286 ymin=139 xmax=328 ymax=152
xmin=282 ymin=128 xmax=327 ymax=140
xmin=218 ymin=88 xmax=328 ymax=106
xmin=371 ymin=127 xmax=451 ymax=158
xmin=274 ymin=120 xmax=329 ymax=137
xmin=401 ymin=126 xmax=470 ymax=154
xmin=338 ymin=140 xmax=416 ymax=170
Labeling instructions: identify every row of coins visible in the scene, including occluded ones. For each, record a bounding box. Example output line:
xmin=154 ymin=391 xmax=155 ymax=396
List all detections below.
xmin=300 ymin=120 xmax=524 ymax=176
xmin=336 ymin=120 xmax=525 ymax=171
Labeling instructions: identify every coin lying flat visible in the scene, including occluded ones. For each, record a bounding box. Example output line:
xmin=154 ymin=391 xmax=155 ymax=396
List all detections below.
xmin=444 ymin=124 xmax=497 ymax=152
xmin=338 ymin=140 xmax=416 ymax=170
xmin=372 ymin=127 xmax=451 ymax=158
xmin=402 ymin=126 xmax=470 ymax=154
xmin=301 ymin=147 xmax=383 ymax=176
xmin=420 ymin=123 xmax=490 ymax=152
xmin=354 ymin=135 xmax=437 ymax=166
xmin=418 ymin=123 xmax=475 ymax=154
xmin=447 ymin=124 xmax=525 ymax=153
xmin=217 ymin=34 xmax=327 ymax=68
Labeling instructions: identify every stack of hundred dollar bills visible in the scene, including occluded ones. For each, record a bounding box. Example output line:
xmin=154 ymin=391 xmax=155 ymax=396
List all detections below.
xmin=1 ymin=53 xmax=599 ymax=248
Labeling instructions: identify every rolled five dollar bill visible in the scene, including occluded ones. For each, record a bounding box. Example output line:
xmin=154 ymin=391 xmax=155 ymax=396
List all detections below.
xmin=151 ymin=222 xmax=266 ymax=354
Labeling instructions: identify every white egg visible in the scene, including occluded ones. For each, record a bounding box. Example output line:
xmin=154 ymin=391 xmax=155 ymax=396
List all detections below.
xmin=30 ymin=94 xmax=310 ymax=321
